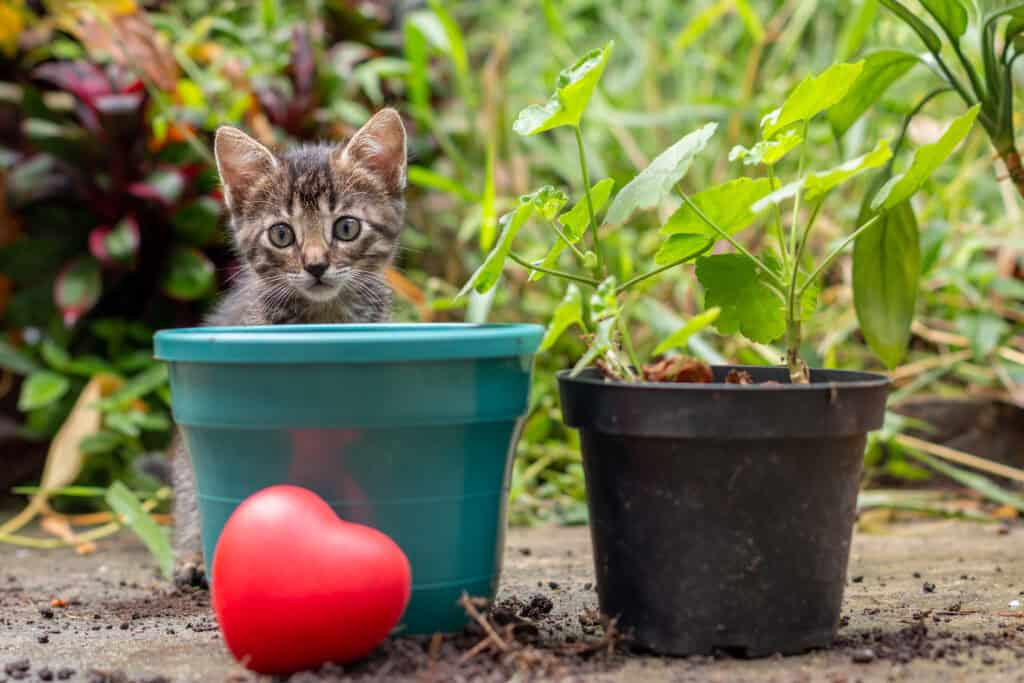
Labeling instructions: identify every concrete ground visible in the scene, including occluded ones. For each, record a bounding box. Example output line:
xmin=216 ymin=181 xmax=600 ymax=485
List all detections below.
xmin=1 ymin=521 xmax=1023 ymax=682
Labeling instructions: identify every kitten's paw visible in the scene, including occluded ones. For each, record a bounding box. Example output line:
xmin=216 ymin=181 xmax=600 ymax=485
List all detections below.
xmin=173 ymin=558 xmax=209 ymax=591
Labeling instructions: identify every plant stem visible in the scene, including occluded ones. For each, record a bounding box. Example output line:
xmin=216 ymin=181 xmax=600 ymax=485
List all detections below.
xmin=783 ymin=199 xmax=822 ymax=385
xmin=767 ymin=164 xmax=788 ymax=268
xmin=675 ymin=187 xmax=787 ymax=290
xmin=574 ymin=125 xmax=606 ymax=277
xmin=614 ymin=245 xmax=711 ymax=294
xmin=789 ymin=120 xmax=810 ymax=258
xmin=508 ymin=252 xmax=599 ymax=286
xmin=548 ymin=219 xmax=587 ymax=260
xmin=797 ymin=214 xmax=882 ymax=297
xmin=617 ymin=312 xmax=642 ymax=373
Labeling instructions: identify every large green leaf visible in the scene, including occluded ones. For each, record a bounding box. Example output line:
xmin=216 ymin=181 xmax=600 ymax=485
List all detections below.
xmin=872 ymin=105 xmax=980 ymax=210
xmin=653 ymin=308 xmax=721 ymax=355
xmin=853 ymin=200 xmax=920 ymax=368
xmin=696 ymin=254 xmax=785 ymax=344
xmin=106 ymin=481 xmax=173 ymax=580
xmin=804 ymin=139 xmax=893 ymax=200
xmin=531 ymin=178 xmax=615 ymax=281
xmin=18 ymin=371 xmax=70 ymax=412
xmin=654 ymin=234 xmax=715 ymax=265
xmin=458 ymin=199 xmax=535 ymax=296
xmin=729 ymin=129 xmax=803 ymax=166
xmin=697 ymin=254 xmax=816 ymax=344
xmin=661 ymin=177 xmax=775 ymax=237
xmin=604 ymin=122 xmax=717 ymax=226
xmin=828 ymin=50 xmax=919 ymax=137
xmin=654 ymin=177 xmax=774 ymax=265
xmin=512 ymin=42 xmax=613 ymax=136
xmin=161 ymin=247 xmax=215 ymax=301
xmin=539 ymin=284 xmax=583 ymax=352
xmin=761 ymin=62 xmax=864 ymax=139
xmin=920 ymin=0 xmax=969 ymax=39
xmin=878 ymin=0 xmax=943 ymax=52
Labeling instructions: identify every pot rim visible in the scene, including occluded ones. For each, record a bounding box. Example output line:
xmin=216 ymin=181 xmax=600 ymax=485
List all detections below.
xmin=154 ymin=323 xmax=543 ymax=364
xmin=558 ymin=365 xmax=890 ymax=391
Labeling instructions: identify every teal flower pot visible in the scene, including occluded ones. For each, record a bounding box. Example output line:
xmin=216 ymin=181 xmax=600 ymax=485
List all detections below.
xmin=154 ymin=323 xmax=542 ymax=634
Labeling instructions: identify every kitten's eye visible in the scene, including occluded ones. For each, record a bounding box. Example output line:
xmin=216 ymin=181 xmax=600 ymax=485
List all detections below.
xmin=332 ymin=216 xmax=362 ymax=242
xmin=268 ymin=223 xmax=295 ymax=248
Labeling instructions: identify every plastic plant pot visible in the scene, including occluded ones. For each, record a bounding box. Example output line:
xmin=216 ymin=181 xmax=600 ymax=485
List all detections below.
xmin=558 ymin=365 xmax=889 ymax=657
xmin=154 ymin=323 xmax=542 ymax=634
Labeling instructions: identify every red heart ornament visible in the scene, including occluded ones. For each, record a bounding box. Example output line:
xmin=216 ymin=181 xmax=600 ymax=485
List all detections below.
xmin=212 ymin=485 xmax=411 ymax=674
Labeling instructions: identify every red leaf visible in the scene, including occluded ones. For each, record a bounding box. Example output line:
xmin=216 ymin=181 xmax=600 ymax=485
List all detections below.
xmin=33 ymin=62 xmax=113 ymax=109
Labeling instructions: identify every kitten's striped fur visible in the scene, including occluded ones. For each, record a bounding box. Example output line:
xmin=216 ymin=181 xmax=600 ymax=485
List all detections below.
xmin=172 ymin=110 xmax=407 ymax=578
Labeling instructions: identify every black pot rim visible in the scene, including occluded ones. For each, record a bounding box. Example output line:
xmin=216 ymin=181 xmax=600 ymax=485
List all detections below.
xmin=557 ymin=365 xmax=890 ymax=439
xmin=557 ymin=365 xmax=890 ymax=391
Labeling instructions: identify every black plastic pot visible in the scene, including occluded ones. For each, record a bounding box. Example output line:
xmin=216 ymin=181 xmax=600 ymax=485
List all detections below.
xmin=558 ymin=365 xmax=889 ymax=657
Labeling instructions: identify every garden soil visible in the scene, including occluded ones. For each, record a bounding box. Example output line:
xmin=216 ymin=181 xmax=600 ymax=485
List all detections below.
xmin=2 ymin=520 xmax=1022 ymax=682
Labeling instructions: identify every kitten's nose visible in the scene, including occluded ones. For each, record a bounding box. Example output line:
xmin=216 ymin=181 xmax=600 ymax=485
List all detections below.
xmin=304 ymin=262 xmax=328 ymax=279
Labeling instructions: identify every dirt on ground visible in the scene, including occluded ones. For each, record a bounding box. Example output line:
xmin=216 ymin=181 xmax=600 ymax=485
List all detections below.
xmin=1 ymin=521 xmax=1023 ymax=682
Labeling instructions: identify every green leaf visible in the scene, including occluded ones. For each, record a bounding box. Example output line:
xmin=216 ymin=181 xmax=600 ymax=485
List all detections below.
xmin=571 ymin=277 xmax=625 ymax=377
xmin=79 ymin=430 xmax=124 ymax=455
xmin=513 ymin=42 xmax=613 ymax=135
xmin=696 ymin=254 xmax=787 ymax=344
xmin=661 ymin=177 xmax=775 ymax=237
xmin=539 ymin=284 xmax=583 ymax=352
xmin=604 ymin=122 xmax=717 ymax=225
xmin=853 ymin=200 xmax=920 ymax=368
xmin=654 ymin=233 xmax=714 ymax=265
xmin=761 ymin=62 xmax=864 ymax=139
xmin=18 ymin=371 xmax=70 ymax=412
xmin=828 ymin=50 xmax=919 ymax=137
xmin=173 ymin=198 xmax=221 ymax=246
xmin=97 ymin=364 xmax=169 ymax=410
xmin=653 ymin=308 xmax=721 ymax=355
xmin=40 ymin=339 xmax=71 ymax=372
xmin=161 ymin=247 xmax=215 ymax=301
xmin=920 ymin=0 xmax=969 ymax=40
xmin=671 ymin=0 xmax=733 ymax=54
xmin=878 ymin=0 xmax=943 ymax=52
xmin=838 ymin=0 xmax=880 ymax=61
xmin=904 ymin=449 xmax=1024 ymax=512
xmin=407 ymin=165 xmax=477 ymax=201
xmin=106 ymin=481 xmax=173 ymax=580
xmin=729 ymin=129 xmax=803 ymax=166
xmin=531 ymin=179 xmax=615 ymax=282
xmin=872 ymin=105 xmax=980 ymax=210
xmin=527 ymin=186 xmax=569 ymax=221
xmin=427 ymin=0 xmax=474 ymax=107
xmin=458 ymin=200 xmax=535 ymax=297
xmin=804 ymin=139 xmax=893 ymax=200
xmin=0 ymin=339 xmax=41 ymax=376
xmin=956 ymin=312 xmax=1010 ymax=359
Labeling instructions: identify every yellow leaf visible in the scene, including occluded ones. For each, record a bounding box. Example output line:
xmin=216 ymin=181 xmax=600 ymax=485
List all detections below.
xmin=0 ymin=2 xmax=24 ymax=57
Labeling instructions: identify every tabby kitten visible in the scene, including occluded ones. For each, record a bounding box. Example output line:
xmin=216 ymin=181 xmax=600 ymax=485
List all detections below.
xmin=172 ymin=109 xmax=407 ymax=578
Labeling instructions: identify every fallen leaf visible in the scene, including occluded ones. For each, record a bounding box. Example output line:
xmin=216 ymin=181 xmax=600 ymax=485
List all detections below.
xmin=726 ymin=369 xmax=754 ymax=384
xmin=993 ymin=504 xmax=1019 ymax=519
xmin=642 ymin=357 xmax=713 ymax=383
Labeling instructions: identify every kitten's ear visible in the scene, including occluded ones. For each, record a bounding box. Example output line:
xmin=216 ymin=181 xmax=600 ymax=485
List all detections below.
xmin=335 ymin=108 xmax=407 ymax=195
xmin=214 ymin=126 xmax=278 ymax=208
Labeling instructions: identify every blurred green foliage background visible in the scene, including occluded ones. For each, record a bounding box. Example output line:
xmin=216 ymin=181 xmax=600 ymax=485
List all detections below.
xmin=0 ymin=0 xmax=1021 ymax=531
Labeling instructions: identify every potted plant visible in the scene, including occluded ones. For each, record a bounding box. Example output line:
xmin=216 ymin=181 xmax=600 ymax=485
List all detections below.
xmin=460 ymin=44 xmax=978 ymax=656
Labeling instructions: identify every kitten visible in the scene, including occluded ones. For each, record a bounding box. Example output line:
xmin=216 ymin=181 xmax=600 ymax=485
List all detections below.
xmin=171 ymin=109 xmax=407 ymax=583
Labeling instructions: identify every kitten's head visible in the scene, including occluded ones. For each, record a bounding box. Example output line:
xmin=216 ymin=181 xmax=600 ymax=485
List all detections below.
xmin=214 ymin=109 xmax=406 ymax=304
